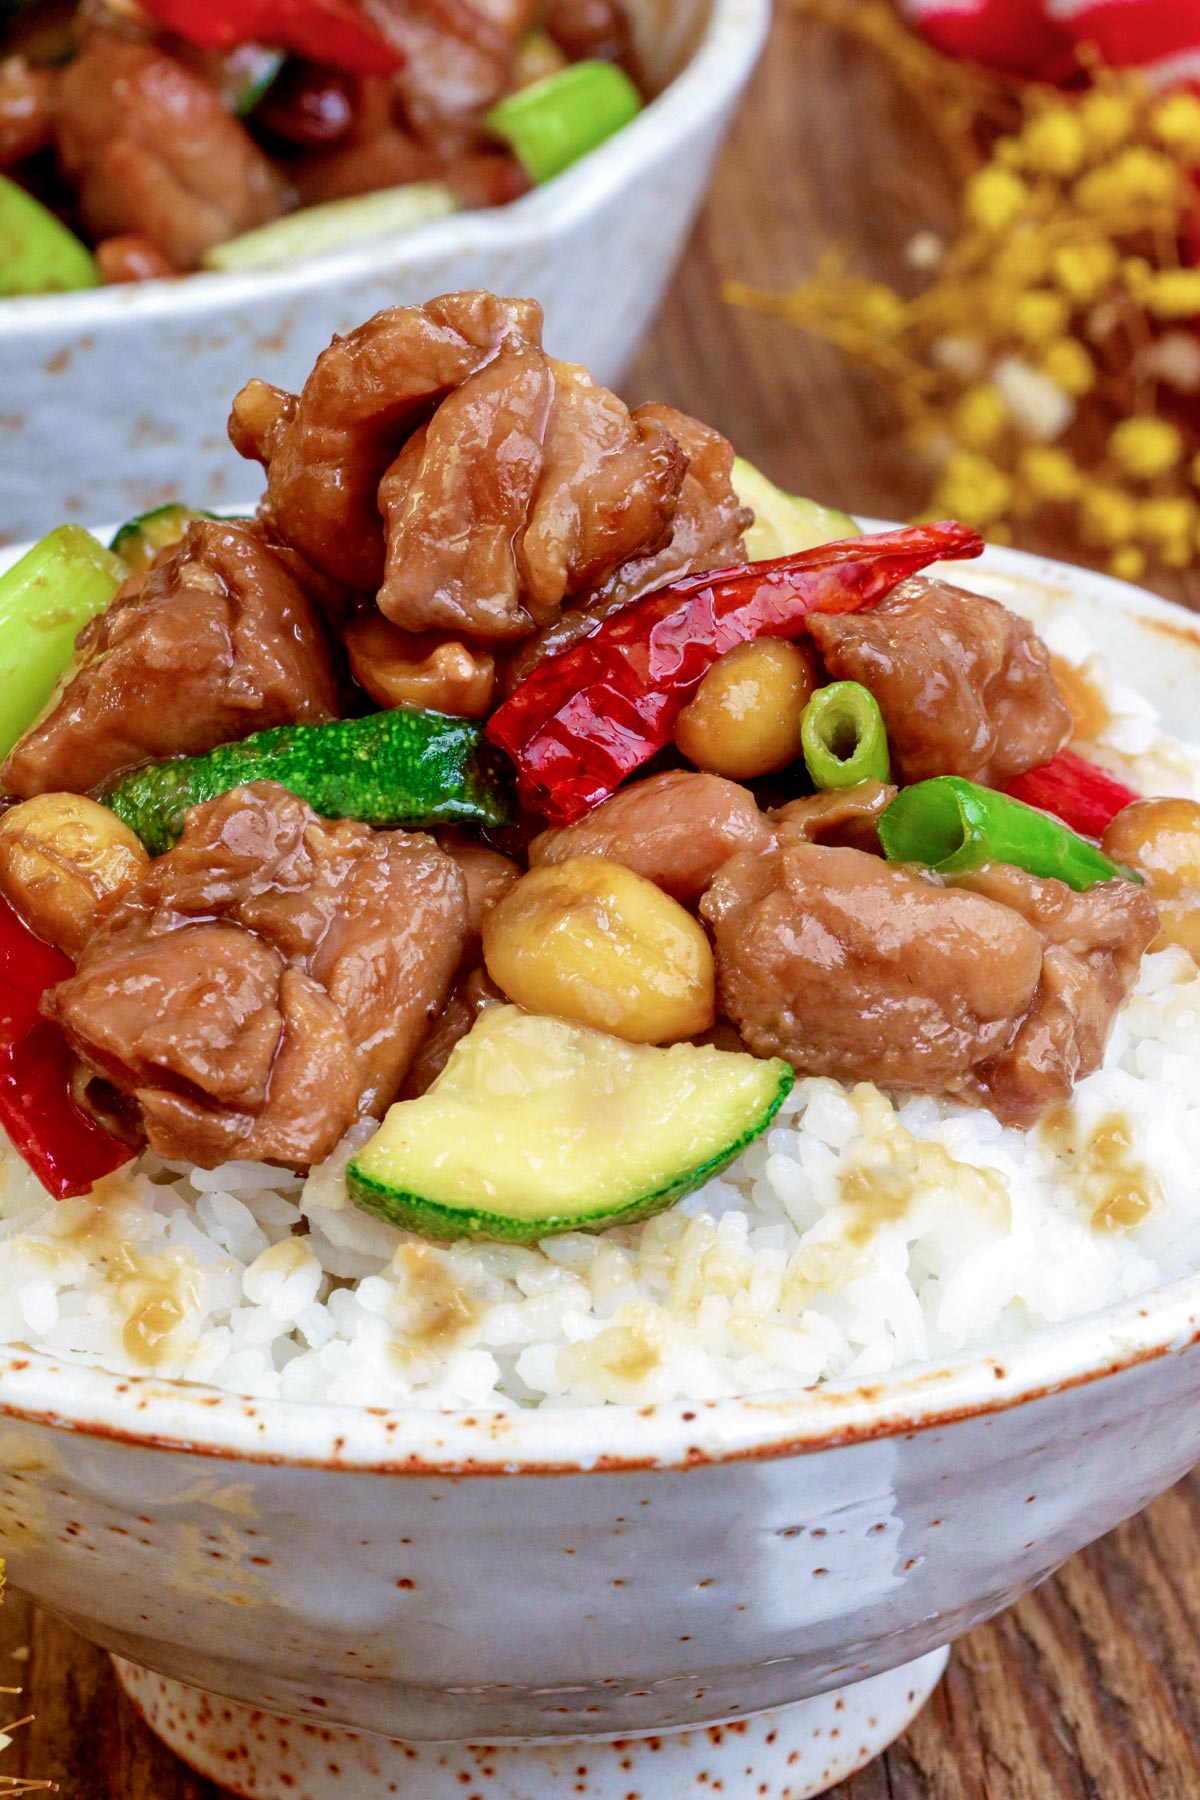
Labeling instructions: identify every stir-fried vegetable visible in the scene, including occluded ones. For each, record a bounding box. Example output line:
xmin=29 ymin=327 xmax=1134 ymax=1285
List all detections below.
xmin=801 ymin=681 xmax=891 ymax=789
xmin=0 ymin=175 xmax=99 ymax=297
xmin=487 ymin=522 xmax=983 ymax=826
xmin=879 ymin=776 xmax=1135 ymax=893
xmin=204 ymin=183 xmax=460 ymax=273
xmin=732 ymin=459 xmax=861 ymax=560
xmin=0 ymin=526 xmax=126 ymax=763
xmin=109 ymin=504 xmax=214 ymax=574
xmin=134 ymin=0 xmax=401 ymax=74
xmin=0 ymin=896 xmax=134 ymax=1199
xmin=348 ymin=1006 xmax=793 ymax=1243
xmin=103 ymin=706 xmax=515 ymax=854
xmin=224 ymin=43 xmax=287 ymax=116
xmin=1006 ymin=750 xmax=1139 ymax=838
xmin=484 ymin=60 xmax=642 ymax=184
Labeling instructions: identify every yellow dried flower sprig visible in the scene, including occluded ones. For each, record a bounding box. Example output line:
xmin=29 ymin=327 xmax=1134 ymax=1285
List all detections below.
xmin=728 ymin=1 xmax=1200 ymax=580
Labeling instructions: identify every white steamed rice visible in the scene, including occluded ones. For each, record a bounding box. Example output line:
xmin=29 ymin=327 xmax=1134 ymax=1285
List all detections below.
xmin=1 ymin=611 xmax=1199 ymax=1411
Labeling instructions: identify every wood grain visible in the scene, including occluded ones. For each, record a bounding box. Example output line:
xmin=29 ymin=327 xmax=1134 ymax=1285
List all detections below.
xmin=6 ymin=4 xmax=1200 ymax=1795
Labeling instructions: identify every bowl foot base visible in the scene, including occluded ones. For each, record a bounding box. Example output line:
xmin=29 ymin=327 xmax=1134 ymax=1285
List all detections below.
xmin=113 ymin=1647 xmax=948 ymax=1800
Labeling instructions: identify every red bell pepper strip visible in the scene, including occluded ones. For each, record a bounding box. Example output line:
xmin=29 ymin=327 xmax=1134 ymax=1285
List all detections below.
xmin=1005 ymin=750 xmax=1139 ymax=839
xmin=136 ymin=0 xmax=402 ymax=77
xmin=0 ymin=897 xmax=133 ymax=1200
xmin=488 ymin=522 xmax=984 ymax=824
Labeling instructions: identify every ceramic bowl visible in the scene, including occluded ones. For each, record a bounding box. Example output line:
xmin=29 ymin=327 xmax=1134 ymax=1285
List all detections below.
xmin=2 ymin=541 xmax=1200 ymax=1800
xmin=0 ymin=0 xmax=768 ymax=549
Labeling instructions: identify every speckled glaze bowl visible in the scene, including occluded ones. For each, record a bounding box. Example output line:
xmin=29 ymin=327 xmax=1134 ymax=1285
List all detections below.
xmin=2 ymin=542 xmax=1200 ymax=1800
xmin=0 ymin=0 xmax=767 ymax=548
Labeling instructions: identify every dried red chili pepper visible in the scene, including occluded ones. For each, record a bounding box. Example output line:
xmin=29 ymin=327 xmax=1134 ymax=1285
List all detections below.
xmin=488 ymin=522 xmax=984 ymax=824
xmin=0 ymin=897 xmax=133 ymax=1199
xmin=136 ymin=0 xmax=401 ymax=77
xmin=1006 ymin=749 xmax=1139 ymax=839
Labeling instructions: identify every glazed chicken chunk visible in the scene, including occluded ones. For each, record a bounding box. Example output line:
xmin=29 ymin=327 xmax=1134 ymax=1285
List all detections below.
xmin=229 ymin=291 xmax=545 ymax=592
xmin=955 ymin=862 xmax=1160 ymax=1126
xmin=231 ymin=292 xmax=747 ymax=653
xmin=46 ymin=784 xmax=468 ymax=1167
xmin=529 ymin=771 xmax=773 ymax=903
xmin=2 ymin=521 xmax=338 ymax=799
xmin=702 ymin=840 xmax=1160 ymax=1127
xmin=702 ymin=842 xmax=1046 ymax=1097
xmin=807 ymin=576 xmax=1072 ymax=787
xmin=55 ymin=35 xmax=290 ymax=271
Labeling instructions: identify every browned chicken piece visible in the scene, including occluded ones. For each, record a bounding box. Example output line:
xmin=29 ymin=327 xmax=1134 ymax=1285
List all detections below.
xmin=377 ymin=352 xmax=685 ymax=638
xmin=55 ymin=36 xmax=290 ymax=271
xmin=506 ymin=405 xmax=751 ymax=687
xmin=807 ymin=577 xmax=1072 ymax=788
xmin=436 ymin=833 xmax=521 ymax=955
xmin=530 ymin=770 xmax=773 ymax=903
xmin=519 ymin=366 xmax=685 ymax=617
xmin=378 ymin=347 xmax=555 ymax=638
xmin=371 ymin=0 xmax=515 ymax=152
xmin=702 ymin=842 xmax=1045 ymax=1096
xmin=229 ymin=291 xmax=543 ymax=592
xmin=545 ymin=0 xmax=631 ymax=60
xmin=954 ymin=862 xmax=1159 ymax=1126
xmin=0 ymin=56 xmax=56 ymax=167
xmin=2 ymin=522 xmax=337 ymax=800
xmin=772 ymin=782 xmax=897 ymax=854
xmin=399 ymin=965 xmax=505 ymax=1098
xmin=46 ymin=784 xmax=468 ymax=1167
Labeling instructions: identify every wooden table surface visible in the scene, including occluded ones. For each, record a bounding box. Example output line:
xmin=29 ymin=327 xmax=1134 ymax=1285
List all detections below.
xmin=6 ymin=5 xmax=1200 ymax=1795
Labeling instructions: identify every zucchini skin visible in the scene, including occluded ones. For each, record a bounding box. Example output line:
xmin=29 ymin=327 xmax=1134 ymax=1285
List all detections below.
xmin=346 ymin=1062 xmax=794 ymax=1244
xmin=103 ymin=707 xmax=515 ymax=854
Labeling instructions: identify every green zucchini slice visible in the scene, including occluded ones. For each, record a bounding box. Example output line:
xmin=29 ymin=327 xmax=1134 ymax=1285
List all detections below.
xmin=102 ymin=706 xmax=515 ymax=854
xmin=109 ymin=504 xmax=214 ymax=574
xmin=733 ymin=458 xmax=861 ymax=561
xmin=347 ymin=1006 xmax=794 ymax=1244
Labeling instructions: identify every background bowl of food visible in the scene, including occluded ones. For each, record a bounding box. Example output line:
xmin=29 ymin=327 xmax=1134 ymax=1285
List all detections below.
xmin=2 ymin=288 xmax=1200 ymax=1799
xmin=0 ymin=0 xmax=768 ymax=546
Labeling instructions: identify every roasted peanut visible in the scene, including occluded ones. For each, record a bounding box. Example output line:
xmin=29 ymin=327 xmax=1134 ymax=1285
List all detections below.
xmin=675 ymin=639 xmax=817 ymax=779
xmin=345 ymin=614 xmax=495 ymax=718
xmin=1103 ymin=795 xmax=1200 ymax=962
xmin=483 ymin=856 xmax=716 ymax=1044
xmin=0 ymin=793 xmax=148 ymax=955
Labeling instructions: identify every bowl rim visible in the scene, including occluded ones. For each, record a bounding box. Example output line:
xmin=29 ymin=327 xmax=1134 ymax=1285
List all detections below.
xmin=0 ymin=0 xmax=770 ymax=336
xmin=1 ymin=537 xmax=1199 ymax=1475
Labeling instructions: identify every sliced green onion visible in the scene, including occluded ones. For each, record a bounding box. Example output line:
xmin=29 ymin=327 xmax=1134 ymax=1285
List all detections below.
xmin=225 ymin=43 xmax=287 ymax=116
xmin=801 ymin=681 xmax=891 ymax=790
xmin=0 ymin=175 xmax=100 ymax=297
xmin=0 ymin=526 xmax=126 ymax=762
xmin=879 ymin=776 xmax=1135 ymax=893
xmin=484 ymin=60 xmax=642 ymax=185
xmin=202 ymin=182 xmax=460 ymax=273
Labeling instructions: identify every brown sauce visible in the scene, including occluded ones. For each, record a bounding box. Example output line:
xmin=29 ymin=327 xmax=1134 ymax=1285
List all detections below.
xmin=1051 ymin=655 xmax=1111 ymax=742
xmin=1041 ymin=1105 xmax=1158 ymax=1233
xmin=44 ymin=1180 xmax=202 ymax=1367
xmin=389 ymin=1244 xmax=479 ymax=1361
